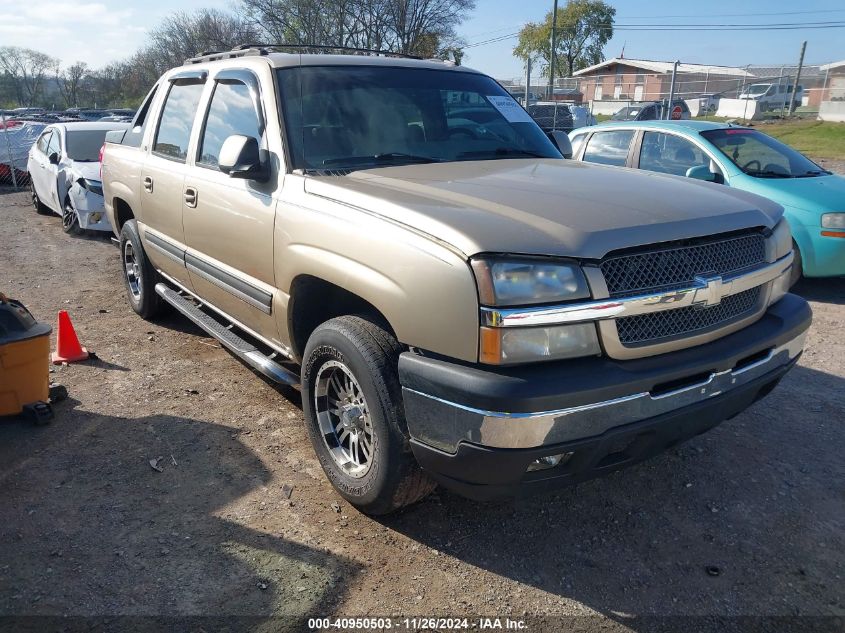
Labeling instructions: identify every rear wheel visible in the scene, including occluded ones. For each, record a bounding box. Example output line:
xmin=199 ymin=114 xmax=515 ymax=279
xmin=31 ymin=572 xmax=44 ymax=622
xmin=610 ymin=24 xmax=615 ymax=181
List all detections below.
xmin=302 ymin=316 xmax=435 ymax=515
xmin=30 ymin=181 xmax=50 ymax=215
xmin=120 ymin=219 xmax=169 ymax=320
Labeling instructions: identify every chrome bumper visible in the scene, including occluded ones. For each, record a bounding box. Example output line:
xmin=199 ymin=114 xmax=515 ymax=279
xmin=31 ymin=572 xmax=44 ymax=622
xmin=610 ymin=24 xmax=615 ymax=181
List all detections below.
xmin=404 ymin=330 xmax=805 ymax=452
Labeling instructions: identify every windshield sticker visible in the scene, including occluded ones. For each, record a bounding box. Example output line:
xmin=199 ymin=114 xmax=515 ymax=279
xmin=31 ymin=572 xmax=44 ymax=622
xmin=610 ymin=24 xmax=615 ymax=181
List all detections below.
xmin=486 ymin=96 xmax=534 ymax=123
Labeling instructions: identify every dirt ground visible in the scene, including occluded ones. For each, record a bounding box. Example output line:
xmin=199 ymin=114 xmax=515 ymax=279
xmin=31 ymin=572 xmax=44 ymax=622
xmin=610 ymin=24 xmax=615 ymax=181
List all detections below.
xmin=0 ymin=188 xmax=843 ymax=632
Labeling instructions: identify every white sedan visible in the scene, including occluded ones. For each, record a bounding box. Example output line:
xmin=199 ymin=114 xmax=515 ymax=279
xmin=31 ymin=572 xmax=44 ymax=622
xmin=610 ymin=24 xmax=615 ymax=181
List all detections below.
xmin=27 ymin=121 xmax=129 ymax=234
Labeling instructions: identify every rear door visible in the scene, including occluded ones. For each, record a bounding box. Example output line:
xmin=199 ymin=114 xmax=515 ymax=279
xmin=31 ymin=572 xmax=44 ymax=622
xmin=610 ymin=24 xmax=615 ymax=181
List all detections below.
xmin=139 ymin=72 xmax=207 ymax=286
xmin=182 ymin=68 xmax=279 ymax=340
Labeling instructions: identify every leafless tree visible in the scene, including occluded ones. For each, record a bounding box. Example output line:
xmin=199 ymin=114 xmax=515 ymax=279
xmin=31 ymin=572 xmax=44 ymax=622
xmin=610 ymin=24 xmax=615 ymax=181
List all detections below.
xmin=57 ymin=62 xmax=90 ymax=108
xmin=0 ymin=46 xmax=59 ymax=106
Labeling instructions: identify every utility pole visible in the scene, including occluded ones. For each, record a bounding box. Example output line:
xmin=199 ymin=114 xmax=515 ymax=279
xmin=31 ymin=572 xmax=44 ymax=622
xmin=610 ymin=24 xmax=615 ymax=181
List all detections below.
xmin=524 ymin=58 xmax=532 ymax=106
xmin=548 ymin=0 xmax=559 ymax=99
xmin=666 ymin=60 xmax=679 ymax=120
xmin=788 ymin=41 xmax=806 ymax=117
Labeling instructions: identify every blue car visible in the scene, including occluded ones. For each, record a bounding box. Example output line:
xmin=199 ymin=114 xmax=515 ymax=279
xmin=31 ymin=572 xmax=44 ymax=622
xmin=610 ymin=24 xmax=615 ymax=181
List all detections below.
xmin=569 ymin=120 xmax=845 ymax=282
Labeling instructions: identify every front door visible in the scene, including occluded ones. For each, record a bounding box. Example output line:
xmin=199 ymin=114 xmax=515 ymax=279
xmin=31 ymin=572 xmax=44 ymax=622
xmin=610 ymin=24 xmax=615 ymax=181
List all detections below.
xmin=139 ymin=78 xmax=206 ymax=287
xmin=182 ymin=73 xmax=279 ymax=342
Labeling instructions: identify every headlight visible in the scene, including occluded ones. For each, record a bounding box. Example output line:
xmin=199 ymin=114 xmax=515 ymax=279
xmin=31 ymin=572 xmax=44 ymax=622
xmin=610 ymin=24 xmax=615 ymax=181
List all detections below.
xmin=471 ymin=258 xmax=590 ymax=306
xmin=480 ymin=323 xmax=600 ymax=365
xmin=77 ymin=177 xmax=103 ymax=196
xmin=821 ymin=213 xmax=845 ymax=229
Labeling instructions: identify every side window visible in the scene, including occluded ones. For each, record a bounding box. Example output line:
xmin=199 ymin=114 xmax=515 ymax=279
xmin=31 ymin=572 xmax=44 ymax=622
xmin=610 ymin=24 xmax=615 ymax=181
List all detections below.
xmin=36 ymin=130 xmax=52 ymax=154
xmin=198 ymin=80 xmax=261 ymax=169
xmin=639 ymin=132 xmax=709 ymax=177
xmin=582 ymin=130 xmax=635 ymax=167
xmin=46 ymin=131 xmax=61 ymax=157
xmin=124 ymin=85 xmax=159 ymax=148
xmin=570 ymin=132 xmax=588 ymax=157
xmin=153 ymin=81 xmax=205 ymax=161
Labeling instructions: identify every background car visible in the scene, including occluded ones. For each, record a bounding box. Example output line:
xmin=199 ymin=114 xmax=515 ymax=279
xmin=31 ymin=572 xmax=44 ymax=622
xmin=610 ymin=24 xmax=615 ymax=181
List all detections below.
xmin=568 ymin=120 xmax=845 ymax=283
xmin=27 ymin=121 xmax=129 ymax=234
xmin=611 ymin=100 xmax=691 ymax=121
xmin=738 ymin=83 xmax=803 ymax=111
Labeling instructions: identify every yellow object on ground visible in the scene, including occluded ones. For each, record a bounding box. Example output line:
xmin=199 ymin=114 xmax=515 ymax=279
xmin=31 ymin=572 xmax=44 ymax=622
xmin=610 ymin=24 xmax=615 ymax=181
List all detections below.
xmin=0 ymin=294 xmax=52 ymax=417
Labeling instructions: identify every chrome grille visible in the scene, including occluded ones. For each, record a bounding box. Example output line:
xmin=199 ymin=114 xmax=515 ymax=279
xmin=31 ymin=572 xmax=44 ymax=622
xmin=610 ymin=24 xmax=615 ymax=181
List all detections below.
xmin=616 ymin=287 xmax=761 ymax=346
xmin=601 ymin=233 xmax=767 ymax=297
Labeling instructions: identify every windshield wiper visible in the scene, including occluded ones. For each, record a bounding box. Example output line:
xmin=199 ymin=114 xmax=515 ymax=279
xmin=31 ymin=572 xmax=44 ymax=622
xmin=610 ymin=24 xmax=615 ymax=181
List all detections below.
xmin=795 ymin=169 xmax=831 ymax=178
xmin=322 ymin=153 xmax=440 ymax=167
xmin=456 ymin=147 xmax=546 ymax=160
xmin=745 ymin=169 xmax=793 ymax=179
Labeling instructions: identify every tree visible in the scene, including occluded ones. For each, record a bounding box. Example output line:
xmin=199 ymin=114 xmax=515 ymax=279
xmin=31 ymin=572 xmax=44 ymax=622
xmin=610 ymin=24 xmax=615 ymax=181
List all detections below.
xmin=0 ymin=46 xmax=59 ymax=106
xmin=57 ymin=62 xmax=90 ymax=108
xmin=513 ymin=0 xmax=615 ymax=79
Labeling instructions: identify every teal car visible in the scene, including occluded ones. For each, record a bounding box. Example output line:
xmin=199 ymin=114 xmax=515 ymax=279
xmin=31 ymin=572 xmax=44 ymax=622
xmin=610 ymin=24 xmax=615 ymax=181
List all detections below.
xmin=568 ymin=120 xmax=845 ymax=282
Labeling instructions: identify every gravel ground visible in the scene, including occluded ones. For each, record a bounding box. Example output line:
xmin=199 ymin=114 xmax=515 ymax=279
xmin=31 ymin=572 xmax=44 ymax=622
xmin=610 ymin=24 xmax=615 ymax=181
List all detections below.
xmin=0 ymin=188 xmax=843 ymax=632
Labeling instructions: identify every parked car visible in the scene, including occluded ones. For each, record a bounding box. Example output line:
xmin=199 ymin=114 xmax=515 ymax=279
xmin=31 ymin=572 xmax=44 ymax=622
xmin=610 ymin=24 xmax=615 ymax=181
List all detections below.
xmin=27 ymin=121 xmax=130 ymax=234
xmin=697 ymin=93 xmax=721 ymax=113
xmin=568 ymin=120 xmax=844 ymax=282
xmin=611 ymin=100 xmax=691 ymax=121
xmin=0 ymin=120 xmax=46 ymax=184
xmin=738 ymin=83 xmax=803 ymax=111
xmin=102 ymin=47 xmax=808 ymax=515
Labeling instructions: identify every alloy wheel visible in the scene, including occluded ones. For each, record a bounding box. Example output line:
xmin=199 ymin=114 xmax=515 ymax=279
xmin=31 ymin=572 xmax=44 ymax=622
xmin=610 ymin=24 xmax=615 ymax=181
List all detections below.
xmin=123 ymin=241 xmax=142 ymax=301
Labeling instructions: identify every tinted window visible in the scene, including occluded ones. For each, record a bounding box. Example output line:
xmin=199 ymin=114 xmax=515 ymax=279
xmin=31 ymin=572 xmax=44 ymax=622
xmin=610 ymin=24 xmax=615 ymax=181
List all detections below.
xmin=66 ymin=130 xmax=111 ymax=161
xmin=277 ymin=66 xmax=560 ymax=172
xmin=639 ymin=132 xmax=710 ymax=176
xmin=153 ymin=82 xmax=205 ymax=161
xmin=199 ymin=81 xmax=261 ymax=168
xmin=124 ymin=85 xmax=159 ymax=149
xmin=582 ymin=130 xmax=634 ymax=166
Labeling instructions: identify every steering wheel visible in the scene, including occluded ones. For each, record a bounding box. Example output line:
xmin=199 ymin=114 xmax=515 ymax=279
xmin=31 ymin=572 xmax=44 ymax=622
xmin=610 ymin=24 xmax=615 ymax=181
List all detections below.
xmin=742 ymin=159 xmax=761 ymax=172
xmin=448 ymin=127 xmax=479 ymax=140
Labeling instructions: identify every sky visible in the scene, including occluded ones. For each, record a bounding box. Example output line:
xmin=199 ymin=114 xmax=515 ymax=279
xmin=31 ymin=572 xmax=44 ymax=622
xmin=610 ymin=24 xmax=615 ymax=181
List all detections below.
xmin=1 ymin=0 xmax=844 ymax=78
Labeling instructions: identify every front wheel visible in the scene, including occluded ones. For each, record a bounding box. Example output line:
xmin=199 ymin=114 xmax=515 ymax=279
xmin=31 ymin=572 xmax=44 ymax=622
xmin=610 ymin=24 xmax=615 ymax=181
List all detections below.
xmin=302 ymin=316 xmax=435 ymax=515
xmin=120 ymin=219 xmax=169 ymax=320
xmin=789 ymin=241 xmax=803 ymax=287
xmin=62 ymin=197 xmax=84 ymax=235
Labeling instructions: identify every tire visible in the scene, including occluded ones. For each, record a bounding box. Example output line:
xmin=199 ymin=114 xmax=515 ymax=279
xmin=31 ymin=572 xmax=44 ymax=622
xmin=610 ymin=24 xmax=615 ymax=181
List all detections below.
xmin=30 ymin=181 xmax=51 ymax=215
xmin=789 ymin=241 xmax=803 ymax=288
xmin=62 ymin=196 xmax=84 ymax=236
xmin=119 ymin=219 xmax=169 ymax=319
xmin=302 ymin=316 xmax=435 ymax=515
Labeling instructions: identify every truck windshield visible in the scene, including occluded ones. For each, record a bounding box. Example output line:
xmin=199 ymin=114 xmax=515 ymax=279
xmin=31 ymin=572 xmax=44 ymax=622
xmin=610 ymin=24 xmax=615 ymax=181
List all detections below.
xmin=745 ymin=84 xmax=770 ymax=96
xmin=65 ymin=130 xmax=112 ymax=162
xmin=701 ymin=128 xmax=829 ymax=178
xmin=277 ymin=66 xmax=560 ymax=172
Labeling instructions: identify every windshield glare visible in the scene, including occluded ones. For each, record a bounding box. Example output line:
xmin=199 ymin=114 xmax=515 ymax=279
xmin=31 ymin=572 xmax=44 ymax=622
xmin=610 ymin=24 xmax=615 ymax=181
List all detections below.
xmin=65 ymin=130 xmax=110 ymax=161
xmin=277 ymin=66 xmax=560 ymax=172
xmin=746 ymin=85 xmax=769 ymax=96
xmin=701 ymin=128 xmax=826 ymax=178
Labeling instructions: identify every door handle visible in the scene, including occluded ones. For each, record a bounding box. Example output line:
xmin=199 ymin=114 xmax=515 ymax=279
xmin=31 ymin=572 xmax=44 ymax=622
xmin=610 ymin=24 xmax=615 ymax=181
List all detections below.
xmin=143 ymin=176 xmax=153 ymax=193
xmin=184 ymin=187 xmax=198 ymax=208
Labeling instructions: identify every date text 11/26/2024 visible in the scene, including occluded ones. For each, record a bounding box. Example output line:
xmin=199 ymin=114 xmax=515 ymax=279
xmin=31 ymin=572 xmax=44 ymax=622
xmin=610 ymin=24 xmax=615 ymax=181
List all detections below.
xmin=308 ymin=617 xmax=528 ymax=630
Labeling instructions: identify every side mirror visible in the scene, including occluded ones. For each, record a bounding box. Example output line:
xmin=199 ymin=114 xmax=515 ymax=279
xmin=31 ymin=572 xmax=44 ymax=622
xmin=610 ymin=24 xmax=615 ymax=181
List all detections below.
xmin=548 ymin=130 xmax=572 ymax=159
xmin=218 ymin=135 xmax=269 ymax=181
xmin=48 ymin=152 xmax=60 ymax=165
xmin=686 ymin=163 xmax=723 ymax=184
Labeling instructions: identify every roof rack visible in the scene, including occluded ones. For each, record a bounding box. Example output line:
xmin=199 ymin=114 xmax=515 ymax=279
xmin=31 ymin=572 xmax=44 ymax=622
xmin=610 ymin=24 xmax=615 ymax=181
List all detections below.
xmin=186 ymin=43 xmax=421 ymax=65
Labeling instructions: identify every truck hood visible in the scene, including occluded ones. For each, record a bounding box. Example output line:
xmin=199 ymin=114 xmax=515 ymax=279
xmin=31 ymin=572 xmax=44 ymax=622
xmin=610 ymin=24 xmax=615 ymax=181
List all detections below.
xmin=304 ymin=159 xmax=783 ymax=259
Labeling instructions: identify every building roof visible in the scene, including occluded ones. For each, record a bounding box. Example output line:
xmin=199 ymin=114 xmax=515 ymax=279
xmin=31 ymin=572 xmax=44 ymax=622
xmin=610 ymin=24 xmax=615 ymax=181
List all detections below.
xmin=572 ymin=58 xmax=750 ymax=78
xmin=820 ymin=60 xmax=845 ymax=72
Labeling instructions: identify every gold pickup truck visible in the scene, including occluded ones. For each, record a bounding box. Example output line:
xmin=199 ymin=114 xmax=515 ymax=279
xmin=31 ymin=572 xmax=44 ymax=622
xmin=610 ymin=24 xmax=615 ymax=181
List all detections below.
xmin=102 ymin=46 xmax=810 ymax=514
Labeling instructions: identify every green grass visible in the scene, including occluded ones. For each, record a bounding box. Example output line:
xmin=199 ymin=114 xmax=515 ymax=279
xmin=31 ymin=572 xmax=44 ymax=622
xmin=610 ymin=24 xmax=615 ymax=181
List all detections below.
xmin=752 ymin=120 xmax=845 ymax=160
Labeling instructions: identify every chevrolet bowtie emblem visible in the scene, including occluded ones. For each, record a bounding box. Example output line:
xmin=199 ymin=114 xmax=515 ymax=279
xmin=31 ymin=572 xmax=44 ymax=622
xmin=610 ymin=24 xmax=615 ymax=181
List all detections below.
xmin=693 ymin=274 xmax=724 ymax=308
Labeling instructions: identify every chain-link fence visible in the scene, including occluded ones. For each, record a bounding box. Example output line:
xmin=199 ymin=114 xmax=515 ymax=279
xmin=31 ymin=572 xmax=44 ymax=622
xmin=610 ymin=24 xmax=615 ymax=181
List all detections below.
xmin=498 ymin=61 xmax=843 ymax=122
xmin=0 ymin=114 xmax=38 ymax=189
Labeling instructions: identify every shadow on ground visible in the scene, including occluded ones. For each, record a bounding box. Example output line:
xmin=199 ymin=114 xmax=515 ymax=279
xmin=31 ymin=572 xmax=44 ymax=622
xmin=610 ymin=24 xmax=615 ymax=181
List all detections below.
xmin=0 ymin=400 xmax=360 ymax=630
xmin=792 ymin=277 xmax=845 ymax=306
xmin=383 ymin=364 xmax=845 ymax=622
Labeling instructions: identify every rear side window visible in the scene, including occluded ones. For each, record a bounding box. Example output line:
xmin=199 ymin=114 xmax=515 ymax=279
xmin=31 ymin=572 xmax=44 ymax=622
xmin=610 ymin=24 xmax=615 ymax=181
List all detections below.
xmin=570 ymin=132 xmax=588 ymax=157
xmin=198 ymin=81 xmax=261 ymax=169
xmin=153 ymin=82 xmax=205 ymax=161
xmin=582 ymin=130 xmax=634 ymax=167
xmin=36 ymin=130 xmax=52 ymax=154
xmin=46 ymin=131 xmax=61 ymax=157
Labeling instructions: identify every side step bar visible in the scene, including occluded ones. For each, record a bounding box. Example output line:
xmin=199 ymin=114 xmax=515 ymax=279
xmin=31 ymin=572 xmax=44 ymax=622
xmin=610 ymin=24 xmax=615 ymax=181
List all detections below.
xmin=155 ymin=283 xmax=299 ymax=387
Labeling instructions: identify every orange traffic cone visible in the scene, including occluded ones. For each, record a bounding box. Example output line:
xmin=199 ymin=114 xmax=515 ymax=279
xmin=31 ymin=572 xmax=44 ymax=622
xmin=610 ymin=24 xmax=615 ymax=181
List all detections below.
xmin=51 ymin=310 xmax=89 ymax=364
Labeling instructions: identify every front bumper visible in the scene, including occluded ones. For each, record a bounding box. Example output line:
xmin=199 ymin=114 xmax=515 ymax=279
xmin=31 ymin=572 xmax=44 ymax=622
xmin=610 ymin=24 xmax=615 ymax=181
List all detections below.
xmin=69 ymin=187 xmax=112 ymax=232
xmin=399 ymin=294 xmax=811 ymax=500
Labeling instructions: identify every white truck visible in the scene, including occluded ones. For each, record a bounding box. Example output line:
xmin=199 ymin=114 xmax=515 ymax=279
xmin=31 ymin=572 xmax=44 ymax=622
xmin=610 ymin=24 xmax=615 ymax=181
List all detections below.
xmin=739 ymin=83 xmax=803 ymax=112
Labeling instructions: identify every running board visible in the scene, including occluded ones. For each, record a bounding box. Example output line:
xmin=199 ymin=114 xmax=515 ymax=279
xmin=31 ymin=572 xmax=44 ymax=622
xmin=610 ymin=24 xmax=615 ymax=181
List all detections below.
xmin=155 ymin=283 xmax=299 ymax=387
